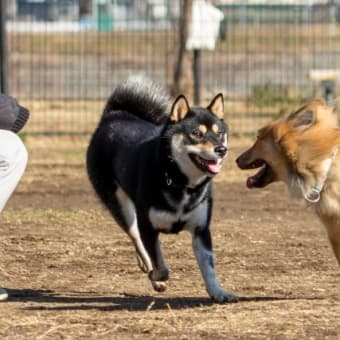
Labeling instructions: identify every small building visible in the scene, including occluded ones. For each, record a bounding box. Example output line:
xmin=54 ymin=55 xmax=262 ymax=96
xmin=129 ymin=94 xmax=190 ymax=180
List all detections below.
xmin=16 ymin=0 xmax=78 ymax=21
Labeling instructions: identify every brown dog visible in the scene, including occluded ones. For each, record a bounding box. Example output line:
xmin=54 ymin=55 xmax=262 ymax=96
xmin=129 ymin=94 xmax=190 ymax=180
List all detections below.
xmin=236 ymin=99 xmax=340 ymax=265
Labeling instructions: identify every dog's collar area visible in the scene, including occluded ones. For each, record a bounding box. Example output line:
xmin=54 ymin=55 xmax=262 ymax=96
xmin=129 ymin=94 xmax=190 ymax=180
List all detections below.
xmin=163 ymin=156 xmax=190 ymax=191
xmin=163 ymin=156 xmax=210 ymax=194
xmin=163 ymin=171 xmax=209 ymax=194
xmin=305 ymin=186 xmax=322 ymax=203
xmin=164 ymin=171 xmax=190 ymax=191
xmin=304 ymin=147 xmax=338 ymax=203
xmin=165 ymin=172 xmax=173 ymax=186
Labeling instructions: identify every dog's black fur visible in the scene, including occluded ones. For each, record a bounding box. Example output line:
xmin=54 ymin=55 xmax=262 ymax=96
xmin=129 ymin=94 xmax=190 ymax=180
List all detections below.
xmin=86 ymin=77 xmax=237 ymax=302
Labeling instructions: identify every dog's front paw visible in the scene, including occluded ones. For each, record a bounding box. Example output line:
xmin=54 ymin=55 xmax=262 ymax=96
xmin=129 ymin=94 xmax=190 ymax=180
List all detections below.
xmin=209 ymin=289 xmax=238 ymax=303
xmin=152 ymin=280 xmax=167 ymax=292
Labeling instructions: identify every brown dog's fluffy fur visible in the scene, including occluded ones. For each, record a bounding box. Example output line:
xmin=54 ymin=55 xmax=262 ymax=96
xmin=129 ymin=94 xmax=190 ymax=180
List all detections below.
xmin=236 ymin=99 xmax=340 ymax=265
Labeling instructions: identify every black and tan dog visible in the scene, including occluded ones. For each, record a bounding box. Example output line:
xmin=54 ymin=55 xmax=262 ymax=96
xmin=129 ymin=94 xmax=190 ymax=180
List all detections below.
xmin=86 ymin=78 xmax=237 ymax=302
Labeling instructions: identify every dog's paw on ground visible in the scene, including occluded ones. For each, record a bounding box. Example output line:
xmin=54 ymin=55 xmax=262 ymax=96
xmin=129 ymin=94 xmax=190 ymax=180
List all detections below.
xmin=152 ymin=281 xmax=167 ymax=292
xmin=210 ymin=289 xmax=239 ymax=303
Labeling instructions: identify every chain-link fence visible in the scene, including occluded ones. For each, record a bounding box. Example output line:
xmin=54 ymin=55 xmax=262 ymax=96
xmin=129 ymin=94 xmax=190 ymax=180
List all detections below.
xmin=3 ymin=0 xmax=340 ymax=135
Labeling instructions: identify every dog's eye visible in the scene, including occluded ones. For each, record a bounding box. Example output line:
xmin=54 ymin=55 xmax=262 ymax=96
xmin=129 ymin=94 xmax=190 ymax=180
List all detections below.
xmin=191 ymin=129 xmax=204 ymax=139
xmin=217 ymin=131 xmax=224 ymax=139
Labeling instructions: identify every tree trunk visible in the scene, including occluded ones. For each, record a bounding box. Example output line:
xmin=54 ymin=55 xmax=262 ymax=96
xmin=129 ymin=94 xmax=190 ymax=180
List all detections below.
xmin=79 ymin=0 xmax=93 ymax=18
xmin=171 ymin=0 xmax=192 ymax=96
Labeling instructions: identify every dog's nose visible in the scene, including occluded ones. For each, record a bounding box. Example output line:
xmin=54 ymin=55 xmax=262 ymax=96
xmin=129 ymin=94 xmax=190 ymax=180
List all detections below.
xmin=215 ymin=145 xmax=227 ymax=157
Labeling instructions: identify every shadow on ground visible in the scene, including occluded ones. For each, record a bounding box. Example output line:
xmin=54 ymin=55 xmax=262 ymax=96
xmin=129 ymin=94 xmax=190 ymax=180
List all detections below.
xmin=4 ymin=288 xmax=326 ymax=312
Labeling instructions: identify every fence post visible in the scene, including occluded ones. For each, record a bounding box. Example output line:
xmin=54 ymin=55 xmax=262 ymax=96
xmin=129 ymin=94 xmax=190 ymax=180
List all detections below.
xmin=0 ymin=0 xmax=8 ymax=94
xmin=172 ymin=0 xmax=192 ymax=96
xmin=193 ymin=49 xmax=201 ymax=105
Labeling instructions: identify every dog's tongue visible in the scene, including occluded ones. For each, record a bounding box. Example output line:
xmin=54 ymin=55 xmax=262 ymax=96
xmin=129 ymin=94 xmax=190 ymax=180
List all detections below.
xmin=246 ymin=176 xmax=256 ymax=188
xmin=246 ymin=166 xmax=266 ymax=188
xmin=205 ymin=159 xmax=220 ymax=174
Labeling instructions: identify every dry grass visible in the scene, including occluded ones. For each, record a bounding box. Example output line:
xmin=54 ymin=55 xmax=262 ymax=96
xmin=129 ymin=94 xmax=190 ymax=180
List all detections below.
xmin=8 ymin=24 xmax=340 ymax=55
xmin=0 ymin=136 xmax=339 ymax=339
xmin=20 ymin=98 xmax=289 ymax=135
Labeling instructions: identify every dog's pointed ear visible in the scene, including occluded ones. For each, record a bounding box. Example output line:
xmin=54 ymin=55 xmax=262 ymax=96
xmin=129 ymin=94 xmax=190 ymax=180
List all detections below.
xmin=286 ymin=104 xmax=316 ymax=131
xmin=207 ymin=93 xmax=224 ymax=120
xmin=169 ymin=95 xmax=190 ymax=123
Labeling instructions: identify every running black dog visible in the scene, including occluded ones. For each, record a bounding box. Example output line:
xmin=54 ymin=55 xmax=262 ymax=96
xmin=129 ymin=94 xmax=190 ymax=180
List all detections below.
xmin=86 ymin=78 xmax=237 ymax=302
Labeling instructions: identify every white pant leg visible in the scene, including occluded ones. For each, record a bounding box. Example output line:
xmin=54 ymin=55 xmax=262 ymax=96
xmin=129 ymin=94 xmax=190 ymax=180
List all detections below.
xmin=0 ymin=130 xmax=28 ymax=213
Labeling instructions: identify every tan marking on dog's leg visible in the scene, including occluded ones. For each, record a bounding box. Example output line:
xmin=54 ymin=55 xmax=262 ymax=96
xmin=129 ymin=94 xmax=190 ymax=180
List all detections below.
xmin=128 ymin=217 xmax=153 ymax=273
xmin=136 ymin=254 xmax=148 ymax=273
xmin=116 ymin=186 xmax=153 ymax=273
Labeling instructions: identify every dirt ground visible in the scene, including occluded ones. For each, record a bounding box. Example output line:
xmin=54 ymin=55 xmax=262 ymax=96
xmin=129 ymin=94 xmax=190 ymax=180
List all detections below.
xmin=0 ymin=137 xmax=339 ymax=339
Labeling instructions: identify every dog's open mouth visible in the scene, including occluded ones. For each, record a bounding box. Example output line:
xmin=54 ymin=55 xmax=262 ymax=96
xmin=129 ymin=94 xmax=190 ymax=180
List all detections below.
xmin=242 ymin=159 xmax=275 ymax=188
xmin=189 ymin=154 xmax=222 ymax=175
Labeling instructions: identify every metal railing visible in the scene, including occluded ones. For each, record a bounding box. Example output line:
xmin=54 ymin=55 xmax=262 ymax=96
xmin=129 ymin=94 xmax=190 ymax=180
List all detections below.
xmin=2 ymin=1 xmax=340 ymax=135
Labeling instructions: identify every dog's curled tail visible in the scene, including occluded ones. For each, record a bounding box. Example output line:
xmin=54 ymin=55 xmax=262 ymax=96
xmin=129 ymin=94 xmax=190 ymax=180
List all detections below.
xmin=103 ymin=76 xmax=170 ymax=125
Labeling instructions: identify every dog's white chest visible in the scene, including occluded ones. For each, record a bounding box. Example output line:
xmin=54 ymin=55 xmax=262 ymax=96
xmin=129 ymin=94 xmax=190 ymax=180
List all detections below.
xmin=149 ymin=199 xmax=208 ymax=232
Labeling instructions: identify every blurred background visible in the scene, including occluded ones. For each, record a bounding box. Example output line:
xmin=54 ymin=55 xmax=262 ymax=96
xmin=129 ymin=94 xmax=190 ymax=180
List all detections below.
xmin=1 ymin=0 xmax=340 ymax=136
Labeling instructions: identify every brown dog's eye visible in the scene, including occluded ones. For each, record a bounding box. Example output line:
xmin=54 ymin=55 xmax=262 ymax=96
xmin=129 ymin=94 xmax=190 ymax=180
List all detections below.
xmin=192 ymin=129 xmax=203 ymax=139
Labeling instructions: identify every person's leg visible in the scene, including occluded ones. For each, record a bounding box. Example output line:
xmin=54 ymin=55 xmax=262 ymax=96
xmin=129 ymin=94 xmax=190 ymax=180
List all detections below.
xmin=0 ymin=130 xmax=28 ymax=212
xmin=0 ymin=288 xmax=8 ymax=301
xmin=0 ymin=130 xmax=28 ymax=301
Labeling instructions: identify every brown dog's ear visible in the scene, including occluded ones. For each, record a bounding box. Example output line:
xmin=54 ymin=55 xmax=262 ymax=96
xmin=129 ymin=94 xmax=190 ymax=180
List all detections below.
xmin=207 ymin=93 xmax=224 ymax=120
xmin=286 ymin=105 xmax=315 ymax=131
xmin=169 ymin=95 xmax=190 ymax=122
xmin=271 ymin=123 xmax=285 ymax=143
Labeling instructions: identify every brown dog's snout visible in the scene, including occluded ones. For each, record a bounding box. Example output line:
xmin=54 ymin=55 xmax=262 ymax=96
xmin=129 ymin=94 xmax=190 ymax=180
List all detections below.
xmin=236 ymin=150 xmax=251 ymax=169
xmin=235 ymin=153 xmax=244 ymax=168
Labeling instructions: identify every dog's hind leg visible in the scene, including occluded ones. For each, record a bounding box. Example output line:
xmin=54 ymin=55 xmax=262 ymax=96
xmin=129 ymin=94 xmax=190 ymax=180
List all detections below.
xmin=136 ymin=253 xmax=148 ymax=273
xmin=137 ymin=221 xmax=169 ymax=292
xmin=115 ymin=186 xmax=153 ymax=274
xmin=128 ymin=219 xmax=154 ymax=274
xmin=115 ymin=186 xmax=169 ymax=291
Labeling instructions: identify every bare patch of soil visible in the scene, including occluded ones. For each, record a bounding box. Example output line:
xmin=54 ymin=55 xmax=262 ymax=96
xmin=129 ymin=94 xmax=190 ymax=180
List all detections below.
xmin=0 ymin=139 xmax=339 ymax=339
